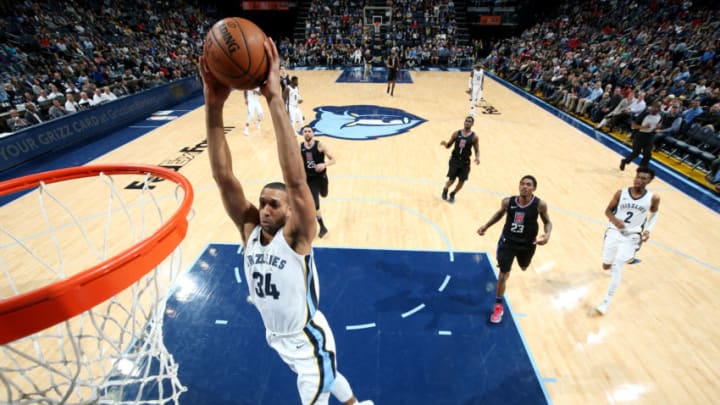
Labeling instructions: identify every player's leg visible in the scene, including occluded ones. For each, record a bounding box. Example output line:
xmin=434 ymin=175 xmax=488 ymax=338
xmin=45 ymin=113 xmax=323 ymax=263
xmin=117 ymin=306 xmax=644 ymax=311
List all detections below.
xmin=491 ymin=238 xmax=515 ymax=323
xmin=332 ymin=372 xmax=374 ymax=405
xmin=254 ymin=103 xmax=264 ymax=129
xmin=471 ymin=87 xmax=481 ymax=106
xmin=293 ymin=312 xmax=339 ymax=404
xmin=597 ymin=232 xmax=639 ymax=314
xmin=515 ymin=244 xmax=537 ymax=271
xmin=244 ymin=105 xmax=253 ymax=136
xmin=448 ymin=165 xmax=470 ymax=203
xmin=290 ymin=107 xmax=302 ymax=131
xmin=639 ymin=139 xmax=653 ymax=167
xmin=289 ymin=108 xmax=296 ymax=130
xmin=621 ymin=138 xmax=643 ymax=170
xmin=266 ymin=329 xmax=331 ymax=405
xmin=310 ymin=312 xmax=374 ymax=405
xmin=470 ymin=87 xmax=478 ymax=115
xmin=601 ymin=228 xmax=619 ymax=271
xmin=443 ymin=164 xmax=458 ymax=200
xmin=309 ymin=178 xmax=328 ymax=238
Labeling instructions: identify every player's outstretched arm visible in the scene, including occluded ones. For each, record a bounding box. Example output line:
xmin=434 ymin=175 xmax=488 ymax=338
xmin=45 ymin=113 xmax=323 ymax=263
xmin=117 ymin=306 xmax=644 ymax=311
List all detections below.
xmin=477 ymin=197 xmax=509 ymax=235
xmin=260 ymin=38 xmax=317 ymax=252
xmin=440 ymin=132 xmax=457 ymax=148
xmin=200 ymin=57 xmax=259 ymax=244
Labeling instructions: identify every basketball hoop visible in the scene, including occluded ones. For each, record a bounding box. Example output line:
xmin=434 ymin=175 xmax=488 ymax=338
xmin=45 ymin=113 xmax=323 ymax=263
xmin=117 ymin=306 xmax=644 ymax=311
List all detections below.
xmin=373 ymin=21 xmax=381 ymax=34
xmin=0 ymin=164 xmax=193 ymax=404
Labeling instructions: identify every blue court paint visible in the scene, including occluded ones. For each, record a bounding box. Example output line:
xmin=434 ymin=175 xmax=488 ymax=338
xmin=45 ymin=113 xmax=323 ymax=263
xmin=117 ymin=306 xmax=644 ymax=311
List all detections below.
xmin=345 ymin=323 xmax=376 ymax=331
xmin=335 ymin=67 xmax=414 ymax=84
xmin=328 ymin=196 xmax=455 ymax=261
xmin=156 ymin=244 xmax=549 ymax=404
xmin=438 ymin=275 xmax=451 ymax=292
xmin=401 ymin=303 xmax=426 ymax=318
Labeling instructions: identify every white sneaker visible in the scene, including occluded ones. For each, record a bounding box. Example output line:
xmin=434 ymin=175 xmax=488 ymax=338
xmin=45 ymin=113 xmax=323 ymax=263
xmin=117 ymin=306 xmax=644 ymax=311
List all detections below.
xmin=243 ymin=127 xmax=249 ymax=136
xmin=595 ymin=299 xmax=610 ymax=315
xmin=357 ymin=401 xmax=374 ymax=405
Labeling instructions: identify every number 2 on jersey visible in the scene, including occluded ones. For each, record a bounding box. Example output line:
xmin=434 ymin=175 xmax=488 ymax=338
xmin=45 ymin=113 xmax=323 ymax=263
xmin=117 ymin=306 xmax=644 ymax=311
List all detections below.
xmin=252 ymin=272 xmax=280 ymax=299
xmin=624 ymin=211 xmax=634 ymax=224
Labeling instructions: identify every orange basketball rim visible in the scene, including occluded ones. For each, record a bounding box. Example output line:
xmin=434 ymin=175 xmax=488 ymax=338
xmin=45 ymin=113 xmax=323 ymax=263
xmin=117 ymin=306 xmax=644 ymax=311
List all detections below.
xmin=0 ymin=164 xmax=194 ymax=345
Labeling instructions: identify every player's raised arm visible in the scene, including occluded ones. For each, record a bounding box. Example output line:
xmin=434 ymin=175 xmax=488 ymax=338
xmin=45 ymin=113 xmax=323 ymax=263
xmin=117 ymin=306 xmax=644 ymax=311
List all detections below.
xmin=200 ymin=57 xmax=259 ymax=244
xmin=260 ymin=38 xmax=317 ymax=251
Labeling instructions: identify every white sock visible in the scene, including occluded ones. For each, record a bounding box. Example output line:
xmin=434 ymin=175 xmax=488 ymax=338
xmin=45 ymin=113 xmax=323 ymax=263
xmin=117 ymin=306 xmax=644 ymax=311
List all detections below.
xmin=602 ymin=261 xmax=624 ymax=304
xmin=331 ymin=372 xmax=354 ymax=403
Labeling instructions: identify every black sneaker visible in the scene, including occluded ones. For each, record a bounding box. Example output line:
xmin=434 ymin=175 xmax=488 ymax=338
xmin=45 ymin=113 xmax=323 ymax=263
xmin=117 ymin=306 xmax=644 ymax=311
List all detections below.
xmin=448 ymin=193 xmax=455 ymax=204
xmin=619 ymin=159 xmax=626 ymax=171
xmin=318 ymin=227 xmax=328 ymax=238
xmin=441 ymin=188 xmax=448 ymax=200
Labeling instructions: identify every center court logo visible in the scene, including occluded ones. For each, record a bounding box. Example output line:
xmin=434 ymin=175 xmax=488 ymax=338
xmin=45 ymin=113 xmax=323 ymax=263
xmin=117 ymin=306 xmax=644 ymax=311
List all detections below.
xmin=307 ymin=105 xmax=426 ymax=140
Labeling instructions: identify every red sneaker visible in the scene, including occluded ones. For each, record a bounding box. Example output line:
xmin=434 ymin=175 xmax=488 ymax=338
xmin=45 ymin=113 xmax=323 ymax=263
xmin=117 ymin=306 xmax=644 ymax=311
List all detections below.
xmin=490 ymin=303 xmax=504 ymax=323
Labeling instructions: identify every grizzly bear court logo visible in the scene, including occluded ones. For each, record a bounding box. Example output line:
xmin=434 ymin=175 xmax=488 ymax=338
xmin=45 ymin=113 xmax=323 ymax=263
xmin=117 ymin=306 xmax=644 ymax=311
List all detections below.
xmin=306 ymin=105 xmax=426 ymax=140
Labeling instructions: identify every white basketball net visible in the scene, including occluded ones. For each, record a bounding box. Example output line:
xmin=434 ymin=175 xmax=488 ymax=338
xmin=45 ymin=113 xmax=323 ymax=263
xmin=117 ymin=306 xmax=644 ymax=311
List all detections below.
xmin=0 ymin=170 xmax=190 ymax=404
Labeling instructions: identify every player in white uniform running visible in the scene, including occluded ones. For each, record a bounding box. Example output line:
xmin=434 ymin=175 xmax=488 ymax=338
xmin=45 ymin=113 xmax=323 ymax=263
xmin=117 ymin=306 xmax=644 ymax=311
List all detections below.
xmin=468 ymin=61 xmax=484 ymax=116
xmin=284 ymin=75 xmax=304 ymax=132
xmin=597 ymin=166 xmax=660 ymax=315
xmin=243 ymin=87 xmax=264 ymax=136
xmin=201 ymin=38 xmax=373 ymax=405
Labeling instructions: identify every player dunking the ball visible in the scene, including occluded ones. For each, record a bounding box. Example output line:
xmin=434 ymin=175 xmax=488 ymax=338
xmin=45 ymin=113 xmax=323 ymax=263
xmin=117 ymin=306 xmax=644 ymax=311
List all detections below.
xmin=201 ymin=37 xmax=373 ymax=405
xmin=476 ymin=175 xmax=552 ymax=323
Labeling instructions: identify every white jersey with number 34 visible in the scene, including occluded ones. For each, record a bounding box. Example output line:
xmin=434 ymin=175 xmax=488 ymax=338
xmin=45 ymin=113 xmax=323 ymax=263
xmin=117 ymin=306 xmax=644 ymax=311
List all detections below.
xmin=244 ymin=226 xmax=319 ymax=334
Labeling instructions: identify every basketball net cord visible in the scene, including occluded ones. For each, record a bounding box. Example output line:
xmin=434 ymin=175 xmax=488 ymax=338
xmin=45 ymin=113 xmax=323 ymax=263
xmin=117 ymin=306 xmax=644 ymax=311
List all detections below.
xmin=1 ymin=172 xmax=188 ymax=404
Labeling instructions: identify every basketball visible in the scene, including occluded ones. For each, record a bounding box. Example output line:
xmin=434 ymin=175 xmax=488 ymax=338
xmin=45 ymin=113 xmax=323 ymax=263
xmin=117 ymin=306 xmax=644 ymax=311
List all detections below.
xmin=203 ymin=17 xmax=269 ymax=90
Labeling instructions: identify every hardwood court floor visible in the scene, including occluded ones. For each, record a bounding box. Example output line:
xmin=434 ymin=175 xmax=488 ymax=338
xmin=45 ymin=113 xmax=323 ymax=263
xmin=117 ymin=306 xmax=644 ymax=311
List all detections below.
xmin=5 ymin=70 xmax=719 ymax=404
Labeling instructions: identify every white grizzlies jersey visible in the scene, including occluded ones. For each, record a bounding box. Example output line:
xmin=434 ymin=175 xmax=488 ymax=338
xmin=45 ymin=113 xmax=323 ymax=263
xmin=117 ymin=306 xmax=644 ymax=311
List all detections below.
xmin=246 ymin=88 xmax=261 ymax=105
xmin=471 ymin=68 xmax=484 ymax=88
xmin=244 ymin=226 xmax=320 ymax=334
xmin=288 ymin=86 xmax=301 ymax=108
xmin=610 ymin=188 xmax=653 ymax=233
